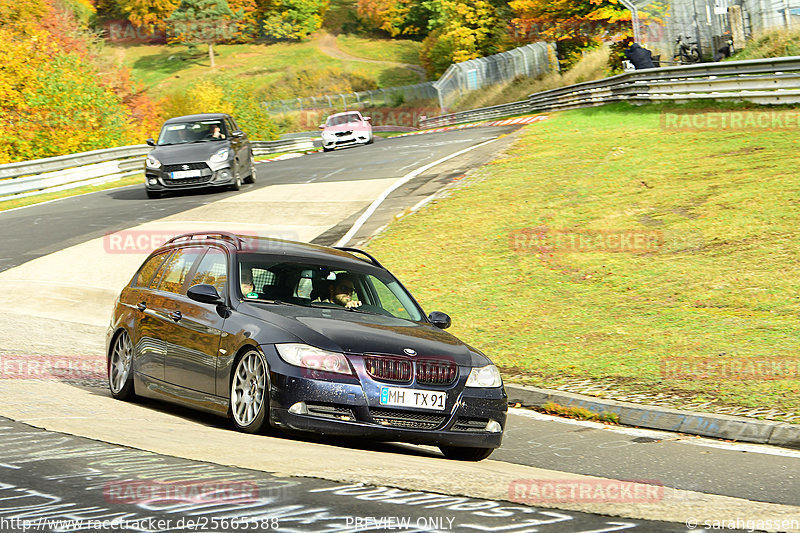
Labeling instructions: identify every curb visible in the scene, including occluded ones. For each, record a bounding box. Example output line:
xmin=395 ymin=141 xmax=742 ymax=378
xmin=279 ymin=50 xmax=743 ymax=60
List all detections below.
xmin=505 ymin=383 xmax=800 ymax=449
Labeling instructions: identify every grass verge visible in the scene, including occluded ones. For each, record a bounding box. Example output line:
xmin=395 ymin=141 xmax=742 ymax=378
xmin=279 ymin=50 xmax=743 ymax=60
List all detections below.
xmin=365 ymin=102 xmax=800 ymax=418
xmin=539 ymin=402 xmax=620 ymax=424
xmin=0 ymin=174 xmax=143 ymax=212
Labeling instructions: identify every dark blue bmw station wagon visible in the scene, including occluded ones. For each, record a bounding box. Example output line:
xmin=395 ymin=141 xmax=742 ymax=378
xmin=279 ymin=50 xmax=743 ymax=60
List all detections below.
xmin=107 ymin=232 xmax=507 ymax=460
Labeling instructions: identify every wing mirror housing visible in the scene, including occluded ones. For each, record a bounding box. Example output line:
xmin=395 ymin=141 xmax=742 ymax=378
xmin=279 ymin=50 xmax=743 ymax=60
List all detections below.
xmin=146 ymin=138 xmax=156 ymax=147
xmin=428 ymin=311 xmax=451 ymax=329
xmin=187 ymin=284 xmax=225 ymax=305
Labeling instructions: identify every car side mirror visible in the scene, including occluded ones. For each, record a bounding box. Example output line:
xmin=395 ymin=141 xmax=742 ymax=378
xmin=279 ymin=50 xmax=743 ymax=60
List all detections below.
xmin=146 ymin=138 xmax=156 ymax=147
xmin=319 ymin=124 xmax=325 ymax=129
xmin=187 ymin=284 xmax=225 ymax=305
xmin=364 ymin=117 xmax=371 ymax=121
xmin=428 ymin=311 xmax=451 ymax=329
xmin=231 ymin=131 xmax=244 ymax=138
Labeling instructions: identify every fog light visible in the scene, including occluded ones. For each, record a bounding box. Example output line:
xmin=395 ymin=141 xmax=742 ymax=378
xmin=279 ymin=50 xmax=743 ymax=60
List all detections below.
xmin=215 ymin=169 xmax=231 ymax=182
xmin=485 ymin=420 xmax=502 ymax=433
xmin=288 ymin=402 xmax=308 ymax=415
xmin=148 ymin=178 xmax=157 ymax=185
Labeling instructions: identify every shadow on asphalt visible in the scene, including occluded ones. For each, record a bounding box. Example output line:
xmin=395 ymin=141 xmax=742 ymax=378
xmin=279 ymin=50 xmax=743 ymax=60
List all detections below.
xmin=105 ymin=185 xmax=236 ymax=202
xmin=69 ymin=378 xmax=443 ymax=460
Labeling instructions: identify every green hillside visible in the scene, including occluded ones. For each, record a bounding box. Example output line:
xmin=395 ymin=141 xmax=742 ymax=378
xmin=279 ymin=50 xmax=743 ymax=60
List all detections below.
xmin=104 ymin=34 xmax=424 ymax=98
xmin=366 ymin=102 xmax=800 ymax=419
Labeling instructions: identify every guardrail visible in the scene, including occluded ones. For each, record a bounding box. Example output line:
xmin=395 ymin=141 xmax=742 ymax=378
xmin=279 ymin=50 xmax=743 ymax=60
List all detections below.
xmin=419 ymin=56 xmax=800 ymax=128
xmin=0 ymin=137 xmax=314 ymax=201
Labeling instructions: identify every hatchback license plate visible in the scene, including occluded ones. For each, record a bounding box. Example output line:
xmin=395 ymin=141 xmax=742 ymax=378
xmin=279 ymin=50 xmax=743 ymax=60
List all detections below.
xmin=380 ymin=387 xmax=445 ymax=411
xmin=171 ymin=170 xmax=201 ymax=179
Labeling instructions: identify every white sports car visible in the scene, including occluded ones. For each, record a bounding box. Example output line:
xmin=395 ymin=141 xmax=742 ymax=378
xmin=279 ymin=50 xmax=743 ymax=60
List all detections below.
xmin=320 ymin=111 xmax=373 ymax=151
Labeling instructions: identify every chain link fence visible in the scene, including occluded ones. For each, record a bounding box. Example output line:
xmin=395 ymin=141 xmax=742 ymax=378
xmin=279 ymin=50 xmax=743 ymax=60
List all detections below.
xmin=262 ymin=42 xmax=558 ymax=114
xmin=433 ymin=43 xmax=559 ymax=110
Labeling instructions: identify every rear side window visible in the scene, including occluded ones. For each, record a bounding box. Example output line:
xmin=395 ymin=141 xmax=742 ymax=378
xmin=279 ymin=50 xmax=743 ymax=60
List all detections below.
xmin=134 ymin=252 xmax=169 ymax=287
xmin=155 ymin=247 xmax=205 ymax=295
xmin=190 ymin=248 xmax=228 ymax=294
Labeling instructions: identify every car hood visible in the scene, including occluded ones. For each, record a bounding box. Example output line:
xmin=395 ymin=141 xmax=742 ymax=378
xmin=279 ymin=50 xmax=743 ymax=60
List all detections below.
xmin=324 ymin=122 xmax=368 ymax=132
xmin=238 ymin=303 xmax=488 ymax=366
xmin=150 ymin=141 xmax=229 ymax=164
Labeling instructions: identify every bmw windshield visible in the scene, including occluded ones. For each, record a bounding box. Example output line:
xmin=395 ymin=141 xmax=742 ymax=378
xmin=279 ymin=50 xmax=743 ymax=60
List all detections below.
xmin=236 ymin=258 xmax=424 ymax=322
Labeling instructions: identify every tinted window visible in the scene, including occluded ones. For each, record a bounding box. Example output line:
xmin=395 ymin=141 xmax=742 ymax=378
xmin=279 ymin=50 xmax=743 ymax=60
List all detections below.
xmin=134 ymin=252 xmax=169 ymax=287
xmin=190 ymin=248 xmax=228 ymax=294
xmin=236 ymin=257 xmax=423 ymax=321
xmin=156 ymin=247 xmax=205 ymax=295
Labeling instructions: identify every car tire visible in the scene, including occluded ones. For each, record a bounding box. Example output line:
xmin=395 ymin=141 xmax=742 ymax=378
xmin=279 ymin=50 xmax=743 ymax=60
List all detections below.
xmin=439 ymin=445 xmax=494 ymax=461
xmin=108 ymin=330 xmax=136 ymax=401
xmin=230 ymin=349 xmax=269 ymax=434
xmin=230 ymin=164 xmax=242 ymax=191
xmin=146 ymin=190 xmax=160 ymax=199
xmin=366 ymin=134 xmax=374 ymax=145
xmin=322 ymin=146 xmax=333 ymax=152
xmin=244 ymin=152 xmax=256 ymax=184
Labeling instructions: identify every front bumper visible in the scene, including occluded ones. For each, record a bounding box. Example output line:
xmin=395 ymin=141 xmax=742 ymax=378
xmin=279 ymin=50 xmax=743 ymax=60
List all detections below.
xmin=144 ymin=161 xmax=236 ymax=192
xmin=321 ymin=131 xmax=371 ymax=150
xmin=266 ymin=352 xmax=507 ymax=449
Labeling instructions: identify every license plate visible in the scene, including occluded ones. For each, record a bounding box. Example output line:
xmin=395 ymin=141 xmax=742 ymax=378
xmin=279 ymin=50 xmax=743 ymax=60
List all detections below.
xmin=380 ymin=387 xmax=446 ymax=411
xmin=171 ymin=169 xmax=201 ymax=179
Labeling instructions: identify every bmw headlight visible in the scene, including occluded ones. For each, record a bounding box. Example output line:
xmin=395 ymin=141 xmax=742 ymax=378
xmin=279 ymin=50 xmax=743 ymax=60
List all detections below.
xmin=465 ymin=365 xmax=502 ymax=388
xmin=276 ymin=343 xmax=352 ymax=375
xmin=145 ymin=155 xmax=161 ymax=168
xmin=209 ymin=148 xmax=230 ymax=163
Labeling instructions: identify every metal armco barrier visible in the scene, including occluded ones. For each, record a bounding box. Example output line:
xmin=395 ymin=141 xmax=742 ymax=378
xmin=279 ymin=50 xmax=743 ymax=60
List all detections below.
xmin=419 ymin=56 xmax=800 ymax=128
xmin=0 ymin=137 xmax=314 ymax=201
xmin=250 ymin=138 xmax=314 ymax=156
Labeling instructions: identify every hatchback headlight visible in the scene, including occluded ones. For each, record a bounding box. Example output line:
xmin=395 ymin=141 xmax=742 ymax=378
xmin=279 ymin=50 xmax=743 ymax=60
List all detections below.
xmin=210 ymin=148 xmax=230 ymax=163
xmin=276 ymin=343 xmax=352 ymax=375
xmin=465 ymin=365 xmax=502 ymax=388
xmin=145 ymin=155 xmax=161 ymax=168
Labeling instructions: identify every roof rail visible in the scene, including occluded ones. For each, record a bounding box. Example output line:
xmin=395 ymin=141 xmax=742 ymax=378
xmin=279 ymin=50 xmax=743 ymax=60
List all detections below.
xmin=335 ymin=247 xmax=383 ymax=268
xmin=164 ymin=231 xmax=243 ymax=249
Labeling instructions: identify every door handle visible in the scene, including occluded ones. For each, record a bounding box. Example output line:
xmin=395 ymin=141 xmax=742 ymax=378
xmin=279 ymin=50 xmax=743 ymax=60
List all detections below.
xmin=169 ymin=311 xmax=182 ymax=322
xmin=137 ymin=302 xmax=147 ymax=312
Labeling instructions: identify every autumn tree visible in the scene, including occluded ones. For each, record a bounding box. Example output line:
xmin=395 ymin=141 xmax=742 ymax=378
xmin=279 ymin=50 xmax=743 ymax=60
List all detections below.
xmin=115 ymin=0 xmax=180 ymax=30
xmin=509 ymin=0 xmax=631 ymax=60
xmin=356 ymin=0 xmax=429 ymax=37
xmin=167 ymin=0 xmax=241 ymax=66
xmin=261 ymin=0 xmax=328 ymax=40
xmin=420 ymin=0 xmax=509 ymax=77
xmin=227 ymin=0 xmax=260 ymax=41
